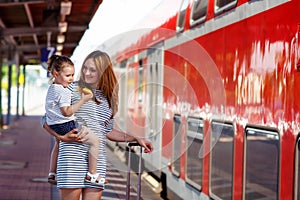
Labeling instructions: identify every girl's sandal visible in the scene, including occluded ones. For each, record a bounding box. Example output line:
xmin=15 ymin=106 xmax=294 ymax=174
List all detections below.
xmin=85 ymin=172 xmax=107 ymax=186
xmin=48 ymin=172 xmax=57 ymax=185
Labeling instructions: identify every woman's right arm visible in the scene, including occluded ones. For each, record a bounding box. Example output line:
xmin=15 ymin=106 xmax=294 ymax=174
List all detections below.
xmin=43 ymin=122 xmax=61 ymax=140
xmin=43 ymin=122 xmax=79 ymax=142
xmin=41 ymin=115 xmax=79 ymax=142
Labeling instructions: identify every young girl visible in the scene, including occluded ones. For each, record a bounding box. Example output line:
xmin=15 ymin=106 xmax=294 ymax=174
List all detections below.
xmin=45 ymin=55 xmax=106 ymax=186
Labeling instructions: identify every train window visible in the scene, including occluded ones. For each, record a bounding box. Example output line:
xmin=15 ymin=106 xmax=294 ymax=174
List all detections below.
xmin=120 ymin=60 xmax=126 ymax=68
xmin=214 ymin=0 xmax=237 ymax=15
xmin=295 ymin=137 xmax=300 ymax=199
xmin=190 ymin=0 xmax=208 ymax=27
xmin=185 ymin=117 xmax=204 ymax=190
xmin=244 ymin=128 xmax=279 ymax=199
xmin=138 ymin=60 xmax=143 ymax=102
xmin=210 ymin=121 xmax=234 ymax=200
xmin=176 ymin=0 xmax=189 ymax=32
xmin=172 ymin=114 xmax=182 ymax=177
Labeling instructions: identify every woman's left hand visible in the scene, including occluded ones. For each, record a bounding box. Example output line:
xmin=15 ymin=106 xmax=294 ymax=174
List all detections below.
xmin=136 ymin=138 xmax=153 ymax=153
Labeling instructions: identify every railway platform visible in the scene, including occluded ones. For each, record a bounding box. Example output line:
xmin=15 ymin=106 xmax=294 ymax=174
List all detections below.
xmin=0 ymin=115 xmax=162 ymax=200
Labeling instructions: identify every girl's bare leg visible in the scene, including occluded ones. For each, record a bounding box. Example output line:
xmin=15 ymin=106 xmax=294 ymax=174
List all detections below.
xmin=82 ymin=127 xmax=107 ymax=184
xmin=82 ymin=188 xmax=103 ymax=200
xmin=60 ymin=188 xmax=82 ymax=200
xmin=81 ymin=127 xmax=100 ymax=174
xmin=87 ymin=131 xmax=100 ymax=174
xmin=48 ymin=138 xmax=59 ymax=182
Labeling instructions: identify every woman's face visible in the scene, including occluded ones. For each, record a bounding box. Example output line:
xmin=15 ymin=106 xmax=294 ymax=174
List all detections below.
xmin=82 ymin=58 xmax=99 ymax=88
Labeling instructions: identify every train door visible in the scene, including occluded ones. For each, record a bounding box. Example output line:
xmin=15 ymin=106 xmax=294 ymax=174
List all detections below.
xmin=115 ymin=62 xmax=127 ymax=133
xmin=144 ymin=44 xmax=163 ymax=170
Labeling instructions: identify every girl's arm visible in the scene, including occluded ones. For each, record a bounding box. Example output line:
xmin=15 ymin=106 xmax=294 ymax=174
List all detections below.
xmin=60 ymin=93 xmax=92 ymax=117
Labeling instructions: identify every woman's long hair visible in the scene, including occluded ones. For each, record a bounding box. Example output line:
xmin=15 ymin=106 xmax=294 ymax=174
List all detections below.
xmin=78 ymin=50 xmax=119 ymax=116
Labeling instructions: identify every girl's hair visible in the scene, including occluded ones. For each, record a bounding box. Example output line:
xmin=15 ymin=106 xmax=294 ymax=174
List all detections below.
xmin=78 ymin=50 xmax=119 ymax=116
xmin=47 ymin=55 xmax=74 ymax=83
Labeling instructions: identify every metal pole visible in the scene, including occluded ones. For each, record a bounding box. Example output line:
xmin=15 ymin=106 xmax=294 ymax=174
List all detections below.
xmin=22 ymin=65 xmax=26 ymax=116
xmin=6 ymin=64 xmax=12 ymax=125
xmin=6 ymin=48 xmax=12 ymax=125
xmin=0 ymin=45 xmax=3 ymax=128
xmin=15 ymin=53 xmax=20 ymax=119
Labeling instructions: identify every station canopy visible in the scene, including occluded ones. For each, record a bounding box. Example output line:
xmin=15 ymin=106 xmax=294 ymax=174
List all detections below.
xmin=0 ymin=0 xmax=103 ymax=65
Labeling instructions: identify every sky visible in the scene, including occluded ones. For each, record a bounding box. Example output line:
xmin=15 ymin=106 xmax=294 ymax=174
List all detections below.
xmin=71 ymin=0 xmax=164 ymax=68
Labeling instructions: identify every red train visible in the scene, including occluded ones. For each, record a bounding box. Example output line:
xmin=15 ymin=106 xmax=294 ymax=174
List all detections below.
xmin=103 ymin=0 xmax=300 ymax=199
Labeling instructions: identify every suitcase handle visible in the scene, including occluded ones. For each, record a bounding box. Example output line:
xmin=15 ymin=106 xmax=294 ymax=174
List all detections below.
xmin=127 ymin=142 xmax=141 ymax=147
xmin=126 ymin=142 xmax=143 ymax=200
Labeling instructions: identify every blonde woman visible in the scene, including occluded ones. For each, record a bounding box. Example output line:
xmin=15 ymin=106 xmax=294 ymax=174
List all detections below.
xmin=43 ymin=50 xmax=153 ymax=200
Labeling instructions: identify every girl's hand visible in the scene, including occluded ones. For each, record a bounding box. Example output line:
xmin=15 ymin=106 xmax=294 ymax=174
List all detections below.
xmin=81 ymin=92 xmax=93 ymax=102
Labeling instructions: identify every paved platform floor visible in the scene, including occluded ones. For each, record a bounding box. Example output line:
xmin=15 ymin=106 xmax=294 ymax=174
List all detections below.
xmin=0 ymin=115 xmax=162 ymax=200
xmin=0 ymin=116 xmax=52 ymax=200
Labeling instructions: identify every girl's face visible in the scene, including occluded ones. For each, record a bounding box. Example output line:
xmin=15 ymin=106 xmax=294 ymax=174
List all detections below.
xmin=54 ymin=65 xmax=75 ymax=87
xmin=82 ymin=58 xmax=99 ymax=88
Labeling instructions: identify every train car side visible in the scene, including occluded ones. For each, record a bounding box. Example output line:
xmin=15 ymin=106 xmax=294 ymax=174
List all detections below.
xmin=109 ymin=0 xmax=300 ymax=199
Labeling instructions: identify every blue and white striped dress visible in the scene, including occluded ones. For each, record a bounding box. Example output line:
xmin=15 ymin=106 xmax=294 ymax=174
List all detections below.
xmin=57 ymin=81 xmax=114 ymax=190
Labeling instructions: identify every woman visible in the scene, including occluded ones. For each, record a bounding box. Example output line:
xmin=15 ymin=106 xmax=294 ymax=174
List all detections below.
xmin=43 ymin=50 xmax=153 ymax=200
